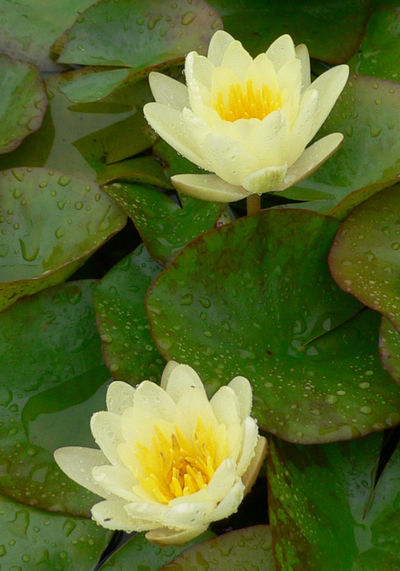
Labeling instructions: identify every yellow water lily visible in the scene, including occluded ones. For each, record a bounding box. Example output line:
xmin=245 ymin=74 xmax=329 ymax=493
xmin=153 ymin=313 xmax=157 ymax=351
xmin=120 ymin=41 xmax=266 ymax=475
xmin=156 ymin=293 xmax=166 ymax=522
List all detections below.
xmin=144 ymin=31 xmax=348 ymax=202
xmin=54 ymin=362 xmax=266 ymax=545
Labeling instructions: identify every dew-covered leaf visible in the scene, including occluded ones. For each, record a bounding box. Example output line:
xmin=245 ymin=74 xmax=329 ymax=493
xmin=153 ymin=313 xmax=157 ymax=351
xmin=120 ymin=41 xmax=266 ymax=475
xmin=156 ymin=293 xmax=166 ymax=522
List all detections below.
xmin=94 ymin=244 xmax=164 ymax=383
xmin=58 ymin=0 xmax=222 ymax=68
xmin=0 ymin=0 xmax=95 ymax=71
xmin=0 ymin=492 xmax=111 ymax=569
xmin=0 ymin=167 xmax=126 ymax=311
xmin=161 ymin=526 xmax=275 ymax=570
xmin=379 ymin=316 xmax=400 ymax=384
xmin=267 ymin=432 xmax=400 ymax=570
xmin=0 ymin=54 xmax=47 ymax=154
xmin=146 ymin=209 xmax=400 ymax=443
xmin=97 ymin=156 xmax=170 ymax=187
xmin=329 ymin=184 xmax=400 ymax=332
xmin=105 ymin=182 xmax=225 ymax=266
xmin=0 ymin=281 xmax=110 ymax=516
xmin=60 ymin=68 xmax=133 ymax=103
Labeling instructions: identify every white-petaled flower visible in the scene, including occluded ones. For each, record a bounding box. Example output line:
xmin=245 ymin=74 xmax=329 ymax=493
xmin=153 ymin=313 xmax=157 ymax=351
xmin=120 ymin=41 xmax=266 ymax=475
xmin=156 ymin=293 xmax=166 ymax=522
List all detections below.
xmin=54 ymin=362 xmax=267 ymax=545
xmin=143 ymin=31 xmax=348 ymax=203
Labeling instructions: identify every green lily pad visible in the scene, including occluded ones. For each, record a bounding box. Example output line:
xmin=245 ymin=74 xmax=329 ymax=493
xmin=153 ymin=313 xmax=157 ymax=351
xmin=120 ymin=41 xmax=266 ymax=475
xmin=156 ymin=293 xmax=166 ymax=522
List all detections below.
xmin=379 ymin=317 xmax=400 ymax=384
xmin=60 ymin=68 xmax=133 ymax=103
xmin=58 ymin=0 xmax=222 ymax=68
xmin=97 ymin=156 xmax=171 ymax=187
xmin=0 ymin=492 xmax=111 ymax=570
xmin=161 ymin=526 xmax=275 ymax=570
xmin=349 ymin=4 xmax=400 ymax=81
xmin=0 ymin=54 xmax=47 ymax=154
xmin=105 ymin=182 xmax=225 ymax=265
xmin=94 ymin=244 xmax=165 ymax=383
xmin=0 ymin=281 xmax=110 ymax=516
xmin=329 ymin=184 xmax=400 ymax=332
xmin=0 ymin=0 xmax=95 ymax=71
xmin=146 ymin=209 xmax=400 ymax=443
xmin=0 ymin=167 xmax=126 ymax=311
xmin=99 ymin=530 xmax=214 ymax=570
xmin=267 ymin=432 xmax=400 ymax=570
xmin=287 ymin=75 xmax=400 ymax=214
xmin=207 ymin=0 xmax=371 ymax=63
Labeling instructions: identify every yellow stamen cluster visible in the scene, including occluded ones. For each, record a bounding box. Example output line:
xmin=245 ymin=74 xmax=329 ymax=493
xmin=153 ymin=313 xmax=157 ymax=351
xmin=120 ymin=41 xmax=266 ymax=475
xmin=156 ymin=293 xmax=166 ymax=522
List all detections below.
xmin=214 ymin=79 xmax=282 ymax=122
xmin=136 ymin=417 xmax=227 ymax=503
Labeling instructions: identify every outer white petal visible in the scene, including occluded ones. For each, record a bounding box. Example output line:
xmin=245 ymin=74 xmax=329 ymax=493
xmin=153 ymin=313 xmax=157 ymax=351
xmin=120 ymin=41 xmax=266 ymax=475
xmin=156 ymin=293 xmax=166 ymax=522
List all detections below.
xmin=106 ymin=381 xmax=136 ymax=414
xmin=172 ymin=173 xmax=249 ymax=202
xmin=265 ymin=34 xmax=296 ymax=71
xmin=228 ymin=376 xmax=252 ymax=421
xmin=146 ymin=525 xmax=208 ymax=546
xmin=276 ymin=132 xmax=344 ymax=191
xmin=185 ymin=52 xmax=214 ymax=91
xmin=242 ymin=164 xmax=287 ymax=194
xmin=251 ymin=111 xmax=288 ymax=166
xmin=125 ymin=501 xmax=169 ymax=524
xmin=160 ymin=360 xmax=180 ymax=390
xmin=220 ymin=39 xmax=253 ymax=80
xmin=148 ymin=71 xmax=189 ymax=110
xmin=307 ymin=64 xmax=349 ymax=139
xmin=210 ymin=479 xmax=244 ymax=521
xmin=54 ymin=447 xmax=113 ymax=499
xmin=133 ymin=380 xmax=175 ymax=421
xmin=162 ymin=363 xmax=205 ymax=402
xmin=242 ymin=436 xmax=267 ymax=494
xmin=277 ymin=58 xmax=302 ymax=127
xmin=295 ymin=43 xmax=311 ymax=91
xmin=90 ymin=411 xmax=123 ymax=466
xmin=164 ymin=500 xmax=215 ymax=529
xmin=92 ymin=499 xmax=146 ymax=532
xmin=285 ymin=88 xmax=319 ymax=165
xmin=236 ymin=417 xmax=259 ymax=476
xmin=210 ymin=386 xmax=241 ymax=426
xmin=143 ymin=102 xmax=205 ymax=168
xmin=92 ymin=464 xmax=141 ymax=502
xmin=207 ymin=30 xmax=235 ymax=65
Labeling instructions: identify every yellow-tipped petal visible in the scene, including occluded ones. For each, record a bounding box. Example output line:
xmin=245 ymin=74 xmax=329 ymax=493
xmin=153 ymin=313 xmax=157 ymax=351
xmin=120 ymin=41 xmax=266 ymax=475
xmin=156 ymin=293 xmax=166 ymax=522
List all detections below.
xmin=172 ymin=174 xmax=249 ymax=203
xmin=149 ymin=72 xmax=189 ymax=110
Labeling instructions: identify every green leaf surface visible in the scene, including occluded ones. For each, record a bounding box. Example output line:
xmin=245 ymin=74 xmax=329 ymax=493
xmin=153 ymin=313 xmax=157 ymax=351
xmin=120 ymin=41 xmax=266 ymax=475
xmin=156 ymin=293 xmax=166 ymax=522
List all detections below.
xmin=0 ymin=281 xmax=110 ymax=516
xmin=58 ymin=0 xmax=222 ymax=68
xmin=105 ymin=182 xmax=225 ymax=265
xmin=0 ymin=492 xmax=111 ymax=570
xmin=161 ymin=526 xmax=275 ymax=570
xmin=329 ymin=184 xmax=400 ymax=332
xmin=146 ymin=209 xmax=400 ymax=443
xmin=0 ymin=167 xmax=126 ymax=311
xmin=380 ymin=317 xmax=400 ymax=384
xmin=60 ymin=68 xmax=133 ymax=103
xmin=99 ymin=530 xmax=214 ymax=570
xmin=97 ymin=156 xmax=170 ymax=187
xmin=0 ymin=0 xmax=95 ymax=71
xmin=349 ymin=5 xmax=400 ymax=81
xmin=287 ymin=75 xmax=400 ymax=214
xmin=267 ymin=432 xmax=400 ymax=570
xmin=94 ymin=244 xmax=165 ymax=383
xmin=207 ymin=0 xmax=371 ymax=63
xmin=0 ymin=54 xmax=47 ymax=154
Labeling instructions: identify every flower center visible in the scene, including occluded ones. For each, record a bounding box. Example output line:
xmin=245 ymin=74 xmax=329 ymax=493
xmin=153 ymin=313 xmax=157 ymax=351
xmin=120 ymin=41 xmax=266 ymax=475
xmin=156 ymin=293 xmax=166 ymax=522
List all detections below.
xmin=135 ymin=417 xmax=226 ymax=503
xmin=214 ymin=79 xmax=282 ymax=122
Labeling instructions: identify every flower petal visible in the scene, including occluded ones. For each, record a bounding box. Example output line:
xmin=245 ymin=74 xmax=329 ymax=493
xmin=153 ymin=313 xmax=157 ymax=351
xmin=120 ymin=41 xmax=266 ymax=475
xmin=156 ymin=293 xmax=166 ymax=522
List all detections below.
xmin=92 ymin=464 xmax=141 ymax=501
xmin=210 ymin=479 xmax=244 ymax=522
xmin=277 ymin=58 xmax=302 ymax=127
xmin=295 ymin=43 xmax=311 ymax=91
xmin=265 ymin=34 xmax=296 ymax=71
xmin=149 ymin=71 xmax=189 ymax=110
xmin=172 ymin=173 xmax=249 ymax=203
xmin=207 ymin=30 xmax=235 ymax=66
xmin=106 ymin=381 xmax=136 ymax=414
xmin=242 ymin=164 xmax=287 ymax=194
xmin=220 ymin=39 xmax=253 ymax=80
xmin=90 ymin=411 xmax=123 ymax=466
xmin=210 ymin=386 xmax=241 ymax=426
xmin=185 ymin=52 xmax=214 ymax=91
xmin=160 ymin=360 xmax=180 ymax=390
xmin=125 ymin=501 xmax=169 ymax=525
xmin=133 ymin=380 xmax=176 ymax=421
xmin=277 ymin=132 xmax=344 ymax=191
xmin=162 ymin=363 xmax=206 ymax=402
xmin=242 ymin=436 xmax=267 ymax=494
xmin=91 ymin=499 xmax=142 ymax=532
xmin=174 ymin=385 xmax=218 ymax=438
xmin=54 ymin=447 xmax=113 ymax=499
xmin=285 ymin=88 xmax=319 ymax=165
xmin=236 ymin=417 xmax=259 ymax=476
xmin=164 ymin=500 xmax=215 ymax=529
xmin=143 ymin=102 xmax=205 ymax=168
xmin=227 ymin=376 xmax=252 ymax=420
xmin=146 ymin=525 xmax=208 ymax=546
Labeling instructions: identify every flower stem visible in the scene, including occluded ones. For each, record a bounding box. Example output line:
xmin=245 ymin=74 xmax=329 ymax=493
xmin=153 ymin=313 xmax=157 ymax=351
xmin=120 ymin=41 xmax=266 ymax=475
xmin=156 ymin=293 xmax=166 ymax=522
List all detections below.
xmin=246 ymin=194 xmax=261 ymax=216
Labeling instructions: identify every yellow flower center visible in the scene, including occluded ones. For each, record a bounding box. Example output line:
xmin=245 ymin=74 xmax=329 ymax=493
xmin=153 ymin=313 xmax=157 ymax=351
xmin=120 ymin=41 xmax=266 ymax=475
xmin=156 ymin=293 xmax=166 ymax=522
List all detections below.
xmin=136 ymin=417 xmax=227 ymax=503
xmin=214 ymin=79 xmax=282 ymax=122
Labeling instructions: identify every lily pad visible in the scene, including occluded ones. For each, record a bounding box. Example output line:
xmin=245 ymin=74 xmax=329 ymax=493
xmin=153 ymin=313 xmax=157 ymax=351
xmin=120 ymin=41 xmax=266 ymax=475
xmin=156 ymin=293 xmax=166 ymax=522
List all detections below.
xmin=267 ymin=432 xmax=400 ymax=569
xmin=94 ymin=244 xmax=165 ymax=383
xmin=0 ymin=54 xmax=47 ymax=154
xmin=0 ymin=167 xmax=126 ymax=311
xmin=105 ymin=182 xmax=225 ymax=265
xmin=0 ymin=492 xmax=111 ymax=570
xmin=379 ymin=317 xmax=400 ymax=384
xmin=207 ymin=0 xmax=371 ymax=63
xmin=146 ymin=209 xmax=400 ymax=443
xmin=0 ymin=281 xmax=110 ymax=516
xmin=60 ymin=68 xmax=133 ymax=103
xmin=329 ymin=184 xmax=400 ymax=332
xmin=58 ymin=0 xmax=222 ymax=68
xmin=0 ymin=0 xmax=95 ymax=71
xmin=161 ymin=526 xmax=275 ymax=570
xmin=97 ymin=156 xmax=170 ymax=187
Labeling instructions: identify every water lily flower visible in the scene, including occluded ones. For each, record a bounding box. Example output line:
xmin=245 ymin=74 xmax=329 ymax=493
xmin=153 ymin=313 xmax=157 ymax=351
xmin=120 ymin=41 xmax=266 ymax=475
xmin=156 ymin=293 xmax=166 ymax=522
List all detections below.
xmin=54 ymin=362 xmax=266 ymax=545
xmin=144 ymin=31 xmax=348 ymax=202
